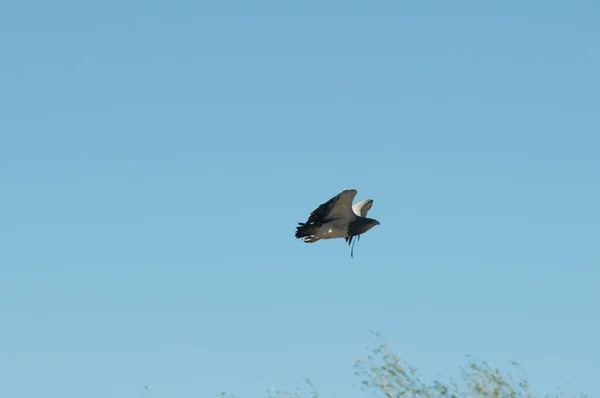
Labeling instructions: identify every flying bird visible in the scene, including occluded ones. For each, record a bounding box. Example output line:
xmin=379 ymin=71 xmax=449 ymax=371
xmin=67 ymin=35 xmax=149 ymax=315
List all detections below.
xmin=295 ymin=189 xmax=380 ymax=257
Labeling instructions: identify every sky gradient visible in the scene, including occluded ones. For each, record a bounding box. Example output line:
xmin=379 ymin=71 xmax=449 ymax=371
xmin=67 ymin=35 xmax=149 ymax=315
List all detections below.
xmin=1 ymin=1 xmax=599 ymax=397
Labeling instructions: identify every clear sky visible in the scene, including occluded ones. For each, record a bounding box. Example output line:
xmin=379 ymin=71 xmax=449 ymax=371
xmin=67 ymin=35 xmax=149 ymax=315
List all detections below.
xmin=1 ymin=1 xmax=599 ymax=397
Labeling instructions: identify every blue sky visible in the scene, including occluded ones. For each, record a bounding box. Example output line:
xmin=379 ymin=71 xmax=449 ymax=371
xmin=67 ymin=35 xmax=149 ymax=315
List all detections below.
xmin=1 ymin=1 xmax=599 ymax=397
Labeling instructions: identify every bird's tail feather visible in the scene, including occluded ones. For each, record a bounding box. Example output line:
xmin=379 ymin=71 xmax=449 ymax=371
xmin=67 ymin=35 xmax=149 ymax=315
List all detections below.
xmin=295 ymin=222 xmax=317 ymax=239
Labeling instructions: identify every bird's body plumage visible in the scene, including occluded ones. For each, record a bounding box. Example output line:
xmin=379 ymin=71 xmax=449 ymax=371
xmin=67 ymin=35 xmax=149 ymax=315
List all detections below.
xmin=295 ymin=189 xmax=380 ymax=257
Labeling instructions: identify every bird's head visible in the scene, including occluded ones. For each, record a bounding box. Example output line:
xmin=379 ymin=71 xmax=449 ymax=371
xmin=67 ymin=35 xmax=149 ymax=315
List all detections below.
xmin=362 ymin=217 xmax=380 ymax=231
xmin=347 ymin=217 xmax=381 ymax=240
xmin=347 ymin=217 xmax=380 ymax=258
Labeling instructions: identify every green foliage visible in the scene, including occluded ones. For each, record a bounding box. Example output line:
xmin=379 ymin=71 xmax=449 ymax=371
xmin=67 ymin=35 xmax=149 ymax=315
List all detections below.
xmin=355 ymin=332 xmax=586 ymax=398
xmin=353 ymin=333 xmax=587 ymax=398
xmin=220 ymin=333 xmax=587 ymax=398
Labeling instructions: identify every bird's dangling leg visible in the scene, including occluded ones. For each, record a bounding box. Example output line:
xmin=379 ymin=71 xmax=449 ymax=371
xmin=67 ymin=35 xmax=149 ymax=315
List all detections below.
xmin=350 ymin=234 xmax=360 ymax=257
xmin=303 ymin=236 xmax=320 ymax=243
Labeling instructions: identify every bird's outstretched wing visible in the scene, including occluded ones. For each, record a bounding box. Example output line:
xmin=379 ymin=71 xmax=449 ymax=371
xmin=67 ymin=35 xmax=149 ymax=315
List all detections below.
xmin=352 ymin=199 xmax=373 ymax=217
xmin=305 ymin=189 xmax=357 ymax=225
